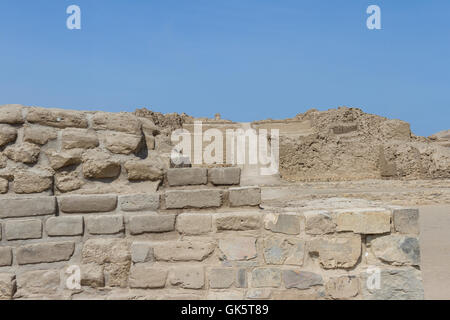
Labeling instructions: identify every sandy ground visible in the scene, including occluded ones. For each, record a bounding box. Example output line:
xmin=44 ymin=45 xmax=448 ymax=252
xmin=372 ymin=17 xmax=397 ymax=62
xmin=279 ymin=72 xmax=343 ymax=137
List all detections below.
xmin=419 ymin=205 xmax=450 ymax=300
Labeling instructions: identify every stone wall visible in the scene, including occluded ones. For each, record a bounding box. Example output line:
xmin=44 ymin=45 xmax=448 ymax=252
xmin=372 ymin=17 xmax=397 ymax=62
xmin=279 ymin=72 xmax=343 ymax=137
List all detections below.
xmin=0 ymin=166 xmax=423 ymax=300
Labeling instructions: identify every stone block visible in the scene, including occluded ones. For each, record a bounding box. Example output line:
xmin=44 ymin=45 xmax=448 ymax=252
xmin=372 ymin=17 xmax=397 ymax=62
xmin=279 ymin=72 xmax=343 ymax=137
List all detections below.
xmin=335 ymin=208 xmax=391 ymax=234
xmin=127 ymin=214 xmax=175 ymax=235
xmin=23 ymin=125 xmax=57 ymax=145
xmin=26 ymin=107 xmax=88 ymax=128
xmin=129 ymin=265 xmax=167 ymax=289
xmin=119 ymin=194 xmax=159 ymax=212
xmin=103 ymin=132 xmax=142 ymax=155
xmin=16 ymin=242 xmax=75 ymax=265
xmin=304 ymin=210 xmax=336 ymax=235
xmin=86 ymin=215 xmax=124 ymax=235
xmin=0 ymin=196 xmax=56 ymax=218
xmin=283 ymin=270 xmax=323 ymax=289
xmin=59 ymin=194 xmax=117 ymax=213
xmin=393 ymin=208 xmax=420 ymax=234
xmin=208 ymin=167 xmax=240 ymax=185
xmin=0 ymin=104 xmax=24 ymax=124
xmin=80 ymin=264 xmax=105 ymax=288
xmin=229 ymin=186 xmax=261 ymax=207
xmin=264 ymin=213 xmax=301 ymax=235
xmin=215 ymin=212 xmax=261 ymax=231
xmin=176 ymin=213 xmax=212 ymax=235
xmin=4 ymin=142 xmax=40 ymax=164
xmin=0 ymin=124 xmax=17 ymax=147
xmin=82 ymin=238 xmax=130 ymax=264
xmin=209 ymin=268 xmax=235 ymax=289
xmin=251 ymin=268 xmax=281 ymax=288
xmin=92 ymin=112 xmax=141 ymax=134
xmin=169 ymin=266 xmax=204 ymax=289
xmin=167 ymin=168 xmax=207 ymax=186
xmin=0 ymin=247 xmax=12 ymax=267
xmin=131 ymin=242 xmax=154 ymax=263
xmin=5 ymin=219 xmax=42 ymax=240
xmin=124 ymin=160 xmax=164 ymax=181
xmin=13 ymin=170 xmax=53 ymax=194
xmin=325 ymin=276 xmax=359 ymax=299
xmin=370 ymin=235 xmax=420 ymax=266
xmin=263 ymin=238 xmax=305 ymax=265
xmin=219 ymin=237 xmax=257 ymax=261
xmin=16 ymin=270 xmax=60 ymax=297
xmin=165 ymin=189 xmax=222 ymax=209
xmin=308 ymin=235 xmax=362 ymax=269
xmin=0 ymin=273 xmax=16 ymax=300
xmin=153 ymin=240 xmax=216 ymax=262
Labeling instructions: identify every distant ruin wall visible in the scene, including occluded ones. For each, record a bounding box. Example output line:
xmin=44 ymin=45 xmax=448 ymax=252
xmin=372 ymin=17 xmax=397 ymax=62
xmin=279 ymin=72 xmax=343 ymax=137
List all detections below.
xmin=0 ymin=167 xmax=424 ymax=300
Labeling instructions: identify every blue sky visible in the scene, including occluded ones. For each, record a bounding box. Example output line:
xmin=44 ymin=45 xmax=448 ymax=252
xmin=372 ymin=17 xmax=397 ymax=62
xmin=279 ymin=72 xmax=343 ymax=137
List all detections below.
xmin=0 ymin=0 xmax=449 ymax=136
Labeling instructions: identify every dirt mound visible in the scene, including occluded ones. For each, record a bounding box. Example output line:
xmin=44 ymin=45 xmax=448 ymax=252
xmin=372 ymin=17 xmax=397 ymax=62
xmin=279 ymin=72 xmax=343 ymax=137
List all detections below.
xmin=277 ymin=107 xmax=449 ymax=181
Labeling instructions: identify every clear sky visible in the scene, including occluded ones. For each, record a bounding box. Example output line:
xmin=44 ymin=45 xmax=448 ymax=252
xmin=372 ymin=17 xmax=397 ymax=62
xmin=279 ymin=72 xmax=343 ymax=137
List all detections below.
xmin=0 ymin=0 xmax=449 ymax=136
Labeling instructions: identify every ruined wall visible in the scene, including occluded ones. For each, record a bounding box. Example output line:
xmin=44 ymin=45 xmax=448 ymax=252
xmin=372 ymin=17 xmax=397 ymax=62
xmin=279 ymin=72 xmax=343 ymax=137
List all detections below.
xmin=0 ymin=166 xmax=423 ymax=300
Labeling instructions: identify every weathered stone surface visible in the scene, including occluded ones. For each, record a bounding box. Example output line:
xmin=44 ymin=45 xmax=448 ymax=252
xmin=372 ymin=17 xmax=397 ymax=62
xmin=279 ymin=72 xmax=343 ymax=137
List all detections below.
xmin=103 ymin=132 xmax=142 ymax=155
xmin=0 ymin=273 xmax=16 ymax=300
xmin=128 ymin=214 xmax=175 ymax=234
xmin=219 ymin=237 xmax=257 ymax=261
xmin=308 ymin=235 xmax=362 ymax=269
xmin=265 ymin=213 xmax=301 ymax=235
xmin=0 ymin=124 xmax=17 ymax=147
xmin=119 ymin=194 xmax=159 ymax=212
xmin=80 ymin=264 xmax=105 ymax=288
xmin=4 ymin=142 xmax=40 ymax=163
xmin=59 ymin=194 xmax=117 ymax=213
xmin=46 ymin=216 xmax=83 ymax=236
xmin=131 ymin=242 xmax=154 ymax=263
xmin=361 ymin=267 xmax=424 ymax=300
xmin=335 ymin=208 xmax=391 ymax=234
xmin=169 ymin=266 xmax=204 ymax=289
xmin=246 ymin=288 xmax=272 ymax=299
xmin=251 ymin=268 xmax=281 ymax=288
xmin=0 ymin=247 xmax=12 ymax=266
xmin=215 ymin=212 xmax=261 ymax=231
xmin=263 ymin=238 xmax=305 ymax=265
xmin=209 ymin=268 xmax=235 ymax=289
xmin=62 ymin=128 xmax=99 ymax=149
xmin=16 ymin=242 xmax=75 ymax=265
xmin=124 ymin=160 xmax=164 ymax=181
xmin=92 ymin=112 xmax=141 ymax=134
xmin=0 ymin=196 xmax=56 ymax=218
xmin=27 ymin=107 xmax=88 ymax=128
xmin=55 ymin=171 xmax=84 ymax=192
xmin=167 ymin=168 xmax=207 ymax=186
xmin=229 ymin=186 xmax=261 ymax=207
xmin=5 ymin=219 xmax=42 ymax=240
xmin=23 ymin=125 xmax=57 ymax=145
xmin=370 ymin=235 xmax=420 ymax=266
xmin=304 ymin=210 xmax=336 ymax=235
xmin=208 ymin=167 xmax=240 ymax=185
xmin=165 ymin=189 xmax=222 ymax=209
xmin=325 ymin=276 xmax=359 ymax=299
xmin=0 ymin=177 xmax=8 ymax=193
xmin=82 ymin=150 xmax=121 ymax=179
xmin=104 ymin=262 xmax=130 ymax=288
xmin=283 ymin=270 xmax=323 ymax=289
xmin=86 ymin=215 xmax=124 ymax=235
xmin=16 ymin=270 xmax=60 ymax=297
xmin=82 ymin=238 xmax=130 ymax=264
xmin=393 ymin=208 xmax=420 ymax=234
xmin=13 ymin=170 xmax=53 ymax=194
xmin=129 ymin=265 xmax=167 ymax=288
xmin=0 ymin=104 xmax=24 ymax=124
xmin=46 ymin=149 xmax=82 ymax=170
xmin=176 ymin=213 xmax=212 ymax=235
xmin=153 ymin=240 xmax=216 ymax=262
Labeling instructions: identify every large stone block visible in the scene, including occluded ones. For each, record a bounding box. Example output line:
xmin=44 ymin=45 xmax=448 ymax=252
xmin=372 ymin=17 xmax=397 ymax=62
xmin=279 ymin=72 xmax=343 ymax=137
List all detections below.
xmin=62 ymin=128 xmax=99 ymax=149
xmin=0 ymin=196 xmax=56 ymax=218
xmin=167 ymin=168 xmax=207 ymax=186
xmin=215 ymin=212 xmax=261 ymax=231
xmin=46 ymin=216 xmax=83 ymax=236
xmin=153 ymin=240 xmax=216 ymax=262
xmin=46 ymin=149 xmax=82 ymax=170
xmin=82 ymin=150 xmax=121 ymax=179
xmin=209 ymin=268 xmax=235 ymax=289
xmin=27 ymin=107 xmax=88 ymax=128
xmin=23 ymin=125 xmax=57 ymax=145
xmin=82 ymin=238 xmax=130 ymax=264
xmin=16 ymin=242 xmax=75 ymax=265
xmin=208 ymin=167 xmax=240 ymax=185
xmin=0 ymin=104 xmax=24 ymax=124
xmin=251 ymin=268 xmax=281 ymax=288
xmin=124 ymin=160 xmax=164 ymax=181
xmin=308 ymin=235 xmax=362 ymax=269
xmin=370 ymin=235 xmax=420 ymax=266
xmin=13 ymin=170 xmax=53 ymax=194
xmin=129 ymin=265 xmax=167 ymax=289
xmin=325 ymin=276 xmax=359 ymax=299
xmin=5 ymin=219 xmax=42 ymax=240
xmin=263 ymin=238 xmax=305 ymax=265
xmin=335 ymin=208 xmax=391 ymax=234
xmin=4 ymin=142 xmax=40 ymax=164
xmin=304 ymin=210 xmax=336 ymax=235
xmin=283 ymin=270 xmax=323 ymax=289
xmin=176 ymin=213 xmax=212 ymax=235
xmin=165 ymin=189 xmax=222 ymax=209
xmin=86 ymin=215 xmax=124 ymax=235
xmin=59 ymin=194 xmax=117 ymax=213
xmin=229 ymin=187 xmax=261 ymax=207
xmin=92 ymin=112 xmax=141 ymax=134
xmin=361 ymin=267 xmax=424 ymax=300
xmin=127 ymin=214 xmax=175 ymax=235
xmin=264 ymin=213 xmax=301 ymax=235
xmin=0 ymin=124 xmax=17 ymax=147
xmin=119 ymin=194 xmax=159 ymax=212
xmin=16 ymin=270 xmax=60 ymax=297
xmin=219 ymin=237 xmax=257 ymax=261
xmin=0 ymin=247 xmax=12 ymax=267
xmin=169 ymin=266 xmax=204 ymax=289
xmin=55 ymin=171 xmax=84 ymax=192
xmin=102 ymin=132 xmax=142 ymax=155
xmin=393 ymin=208 xmax=420 ymax=234
xmin=0 ymin=273 xmax=16 ymax=300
